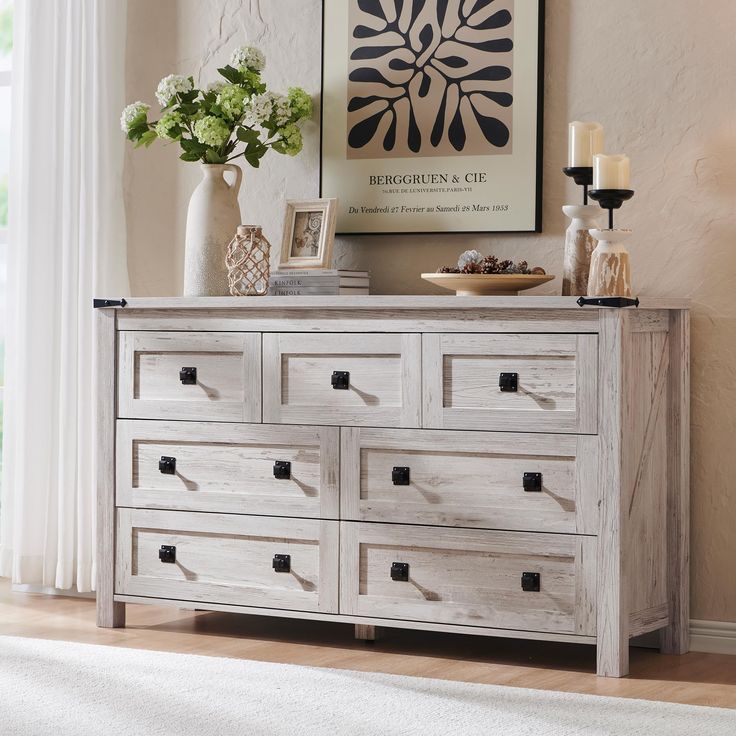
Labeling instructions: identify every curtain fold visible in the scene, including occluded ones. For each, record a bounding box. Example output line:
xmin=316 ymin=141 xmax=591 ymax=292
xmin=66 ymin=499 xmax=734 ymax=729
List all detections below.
xmin=0 ymin=0 xmax=130 ymax=592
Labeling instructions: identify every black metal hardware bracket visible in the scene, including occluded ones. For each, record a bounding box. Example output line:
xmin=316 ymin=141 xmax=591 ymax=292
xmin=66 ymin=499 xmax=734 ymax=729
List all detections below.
xmin=331 ymin=371 xmax=350 ymax=390
xmin=272 ymin=554 xmax=291 ymax=573
xmin=392 ymin=467 xmax=410 ymax=486
xmin=159 ymin=545 xmax=176 ymax=564
xmin=391 ymin=562 xmax=410 ymax=582
xmin=159 ymin=456 xmax=176 ymax=475
xmin=523 ymin=472 xmax=543 ymax=493
xmin=93 ymin=298 xmax=127 ymax=308
xmin=521 ymin=572 xmax=541 ymax=592
xmin=179 ymin=367 xmax=197 ymax=385
xmin=273 ymin=461 xmax=292 ymax=480
xmin=577 ymin=297 xmax=640 ymax=309
xmin=499 ymin=372 xmax=518 ymax=393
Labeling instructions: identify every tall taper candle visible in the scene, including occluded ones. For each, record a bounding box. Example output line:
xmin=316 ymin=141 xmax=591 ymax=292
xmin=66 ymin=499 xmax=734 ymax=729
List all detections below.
xmin=593 ymin=154 xmax=631 ymax=189
xmin=568 ymin=122 xmax=604 ymax=168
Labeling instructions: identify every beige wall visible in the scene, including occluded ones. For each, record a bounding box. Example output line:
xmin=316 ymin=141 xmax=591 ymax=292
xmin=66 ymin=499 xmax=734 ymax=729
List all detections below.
xmin=125 ymin=1 xmax=736 ymax=622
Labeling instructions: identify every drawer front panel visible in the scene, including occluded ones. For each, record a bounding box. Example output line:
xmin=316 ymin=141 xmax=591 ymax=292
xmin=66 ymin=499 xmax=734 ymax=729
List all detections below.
xmin=341 ymin=428 xmax=599 ymax=534
xmin=341 ymin=523 xmax=596 ymax=635
xmin=117 ymin=421 xmax=339 ymax=518
xmin=423 ymin=334 xmax=598 ymax=434
xmin=263 ymin=333 xmax=421 ymax=428
xmin=118 ymin=331 xmax=261 ymax=422
xmin=116 ymin=509 xmax=338 ymax=613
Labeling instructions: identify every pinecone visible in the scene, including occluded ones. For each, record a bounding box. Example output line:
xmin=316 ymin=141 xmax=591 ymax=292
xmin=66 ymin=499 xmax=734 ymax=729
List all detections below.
xmin=498 ymin=259 xmax=514 ymax=273
xmin=461 ymin=262 xmax=482 ymax=274
xmin=437 ymin=266 xmax=460 ymax=274
xmin=516 ymin=260 xmax=529 ymax=274
xmin=480 ymin=255 xmax=499 ymax=274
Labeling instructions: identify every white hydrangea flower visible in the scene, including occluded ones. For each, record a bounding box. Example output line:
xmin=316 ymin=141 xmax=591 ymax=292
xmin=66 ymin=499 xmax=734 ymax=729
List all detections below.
xmin=120 ymin=101 xmax=149 ymax=132
xmin=273 ymin=95 xmax=292 ymax=127
xmin=207 ymin=81 xmax=226 ymax=94
xmin=247 ymin=92 xmax=291 ymax=127
xmin=230 ymin=45 xmax=266 ymax=72
xmin=155 ymin=74 xmax=193 ymax=107
xmin=457 ymin=250 xmax=483 ymax=269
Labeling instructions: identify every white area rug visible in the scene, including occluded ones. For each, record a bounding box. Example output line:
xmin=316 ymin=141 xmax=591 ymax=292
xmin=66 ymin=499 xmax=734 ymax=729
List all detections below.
xmin=0 ymin=635 xmax=733 ymax=736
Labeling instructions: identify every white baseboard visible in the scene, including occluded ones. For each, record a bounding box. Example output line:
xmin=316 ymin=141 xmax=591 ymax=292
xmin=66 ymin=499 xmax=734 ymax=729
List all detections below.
xmin=690 ymin=619 xmax=736 ymax=655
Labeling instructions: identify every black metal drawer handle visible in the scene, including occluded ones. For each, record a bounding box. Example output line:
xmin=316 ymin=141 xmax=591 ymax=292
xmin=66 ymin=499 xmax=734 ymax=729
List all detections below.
xmin=159 ymin=545 xmax=176 ymax=564
xmin=523 ymin=472 xmax=542 ymax=492
xmin=392 ymin=467 xmax=410 ymax=486
xmin=499 ymin=372 xmax=518 ymax=392
xmin=521 ymin=572 xmax=540 ymax=592
xmin=273 ymin=461 xmax=291 ymax=480
xmin=331 ymin=371 xmax=350 ymax=390
xmin=391 ymin=562 xmax=409 ymax=581
xmin=179 ymin=366 xmax=197 ymax=385
xmin=159 ymin=456 xmax=176 ymax=475
xmin=273 ymin=554 xmax=291 ymax=573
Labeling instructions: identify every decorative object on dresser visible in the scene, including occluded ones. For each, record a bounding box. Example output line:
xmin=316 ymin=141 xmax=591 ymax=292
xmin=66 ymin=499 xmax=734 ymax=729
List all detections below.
xmin=279 ymin=199 xmax=338 ymax=270
xmin=119 ymin=45 xmax=313 ymax=296
xmin=321 ymin=1 xmax=546 ymax=234
xmin=562 ymin=122 xmax=605 ymax=296
xmin=226 ymin=225 xmax=272 ymax=296
xmin=269 ymin=269 xmax=369 ymax=296
xmin=95 ymin=295 xmax=690 ymax=679
xmin=588 ymin=154 xmax=636 ymax=297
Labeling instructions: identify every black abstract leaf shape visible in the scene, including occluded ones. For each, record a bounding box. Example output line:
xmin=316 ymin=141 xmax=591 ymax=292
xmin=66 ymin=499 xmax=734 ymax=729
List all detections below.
xmin=352 ymin=46 xmax=401 ymax=60
xmin=431 ymin=89 xmax=449 ymax=146
xmin=462 ymin=37 xmax=514 ymax=53
xmin=465 ymin=65 xmax=512 ymax=81
xmin=448 ymin=104 xmax=466 ymax=152
xmin=464 ymin=0 xmax=495 ymax=19
xmin=437 ymin=0 xmax=449 ymax=27
xmin=350 ymin=67 xmax=395 ymax=85
xmin=358 ymin=0 xmax=386 ymax=20
xmin=348 ymin=95 xmax=386 ymax=112
xmin=473 ymin=90 xmax=513 ymax=107
xmin=472 ymin=10 xmax=512 ymax=31
xmin=418 ymin=71 xmax=431 ymax=97
xmin=419 ymin=23 xmax=433 ymax=52
xmin=384 ymin=110 xmax=397 ymax=150
xmin=389 ymin=58 xmax=415 ymax=71
xmin=354 ymin=24 xmax=385 ymax=38
xmin=470 ymin=105 xmax=510 ymax=147
xmin=436 ymin=55 xmax=468 ymax=68
xmin=408 ymin=104 xmax=422 ymax=153
xmin=410 ymin=0 xmax=427 ymax=26
xmin=349 ymin=109 xmax=389 ymax=149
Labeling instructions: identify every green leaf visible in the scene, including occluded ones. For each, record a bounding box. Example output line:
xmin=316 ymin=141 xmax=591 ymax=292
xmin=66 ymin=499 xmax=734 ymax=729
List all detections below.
xmin=127 ymin=122 xmax=149 ymax=141
xmin=179 ymin=102 xmax=199 ymax=117
xmin=137 ymin=130 xmax=158 ymax=148
xmin=236 ymin=127 xmax=260 ymax=143
xmin=245 ymin=154 xmax=261 ymax=169
xmin=205 ymin=149 xmax=227 ymax=164
xmin=180 ymin=89 xmax=199 ymax=104
xmin=179 ymin=151 xmax=202 ymax=162
xmin=218 ymin=65 xmax=243 ymax=85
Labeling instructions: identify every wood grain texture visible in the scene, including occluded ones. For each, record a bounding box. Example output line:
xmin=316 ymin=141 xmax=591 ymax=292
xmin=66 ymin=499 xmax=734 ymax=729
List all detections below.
xmin=661 ymin=310 xmax=690 ymax=655
xmin=354 ymin=624 xmax=380 ymax=641
xmin=116 ymin=509 xmax=339 ymax=614
xmin=116 ymin=421 xmax=339 ymax=519
xmin=423 ymin=333 xmax=598 ymax=434
xmin=118 ymin=331 xmax=261 ymax=422
xmin=340 ymin=522 xmax=596 ymax=636
xmin=340 ymin=427 xmax=599 ymax=534
xmin=96 ymin=309 xmax=126 ymax=628
xmin=263 ymin=333 xmax=421 ymax=428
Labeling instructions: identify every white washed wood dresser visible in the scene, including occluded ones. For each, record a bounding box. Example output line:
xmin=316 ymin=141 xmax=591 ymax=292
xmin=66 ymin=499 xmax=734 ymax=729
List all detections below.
xmin=95 ymin=296 xmax=690 ymax=678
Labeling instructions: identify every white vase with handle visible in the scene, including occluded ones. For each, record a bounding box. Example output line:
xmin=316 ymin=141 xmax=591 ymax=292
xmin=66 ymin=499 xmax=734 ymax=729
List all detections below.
xmin=184 ymin=163 xmax=243 ymax=296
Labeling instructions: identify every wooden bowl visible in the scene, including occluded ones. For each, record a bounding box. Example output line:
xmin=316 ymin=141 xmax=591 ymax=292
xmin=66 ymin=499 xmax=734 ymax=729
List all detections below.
xmin=421 ymin=273 xmax=556 ymax=296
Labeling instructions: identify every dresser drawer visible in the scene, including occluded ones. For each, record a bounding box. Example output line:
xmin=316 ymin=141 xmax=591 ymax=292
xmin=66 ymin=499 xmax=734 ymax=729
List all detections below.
xmin=341 ymin=523 xmax=596 ymax=635
xmin=116 ymin=509 xmax=338 ymax=613
xmin=116 ymin=421 xmax=339 ymax=518
xmin=423 ymin=334 xmax=598 ymax=434
xmin=118 ymin=331 xmax=261 ymax=422
xmin=341 ymin=428 xmax=599 ymax=534
xmin=263 ymin=333 xmax=421 ymax=427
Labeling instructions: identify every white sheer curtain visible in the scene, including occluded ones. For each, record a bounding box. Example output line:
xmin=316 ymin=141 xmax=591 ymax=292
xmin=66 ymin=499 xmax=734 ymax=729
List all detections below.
xmin=0 ymin=0 xmax=130 ymax=591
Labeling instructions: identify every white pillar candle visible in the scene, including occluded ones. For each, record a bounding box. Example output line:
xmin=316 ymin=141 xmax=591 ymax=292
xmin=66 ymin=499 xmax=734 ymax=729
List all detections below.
xmin=593 ymin=154 xmax=631 ymax=189
xmin=568 ymin=122 xmax=604 ymax=168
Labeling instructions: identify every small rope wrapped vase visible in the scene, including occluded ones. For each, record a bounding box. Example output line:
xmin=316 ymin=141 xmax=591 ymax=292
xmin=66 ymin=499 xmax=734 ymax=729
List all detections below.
xmin=226 ymin=225 xmax=271 ymax=296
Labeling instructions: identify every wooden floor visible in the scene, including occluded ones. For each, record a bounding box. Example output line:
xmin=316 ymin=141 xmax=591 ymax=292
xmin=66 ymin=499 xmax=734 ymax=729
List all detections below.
xmin=0 ymin=579 xmax=733 ymax=709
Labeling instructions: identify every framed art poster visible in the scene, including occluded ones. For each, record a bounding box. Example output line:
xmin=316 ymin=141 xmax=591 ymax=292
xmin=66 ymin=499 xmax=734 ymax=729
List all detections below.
xmin=321 ymin=0 xmax=545 ymax=234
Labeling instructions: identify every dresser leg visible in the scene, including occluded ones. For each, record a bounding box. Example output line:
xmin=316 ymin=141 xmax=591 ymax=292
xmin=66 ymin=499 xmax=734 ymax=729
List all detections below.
xmin=596 ymin=636 xmax=629 ymax=677
xmin=97 ymin=599 xmax=126 ymax=628
xmin=355 ymin=624 xmax=380 ymax=642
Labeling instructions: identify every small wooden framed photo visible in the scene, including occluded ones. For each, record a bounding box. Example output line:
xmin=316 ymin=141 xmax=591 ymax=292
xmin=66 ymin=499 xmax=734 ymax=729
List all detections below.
xmin=279 ymin=198 xmax=338 ymax=269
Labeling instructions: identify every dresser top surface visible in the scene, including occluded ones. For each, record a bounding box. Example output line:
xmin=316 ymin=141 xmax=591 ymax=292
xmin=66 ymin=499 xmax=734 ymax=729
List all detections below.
xmin=99 ymin=296 xmax=690 ymax=312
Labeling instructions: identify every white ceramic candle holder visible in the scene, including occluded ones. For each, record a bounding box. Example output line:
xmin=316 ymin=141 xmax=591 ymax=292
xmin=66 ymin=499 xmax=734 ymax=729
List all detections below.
xmin=562 ymin=205 xmax=601 ymax=296
xmin=587 ymin=229 xmax=633 ymax=298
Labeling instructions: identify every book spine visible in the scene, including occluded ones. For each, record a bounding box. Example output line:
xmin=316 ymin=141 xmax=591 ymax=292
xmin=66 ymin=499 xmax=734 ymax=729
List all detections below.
xmin=269 ymin=287 xmax=370 ymax=296
xmin=271 ymin=270 xmax=368 ymax=277
xmin=270 ymin=278 xmax=370 ymax=288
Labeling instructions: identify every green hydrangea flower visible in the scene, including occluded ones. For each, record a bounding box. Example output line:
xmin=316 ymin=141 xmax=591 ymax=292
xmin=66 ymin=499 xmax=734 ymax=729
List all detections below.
xmin=120 ymin=101 xmax=149 ymax=132
xmin=287 ymin=88 xmax=312 ymax=122
xmin=273 ymin=124 xmax=303 ymax=156
xmin=155 ymin=111 xmax=184 ymax=141
xmin=193 ymin=115 xmax=231 ymax=148
xmin=216 ymin=84 xmax=248 ymax=122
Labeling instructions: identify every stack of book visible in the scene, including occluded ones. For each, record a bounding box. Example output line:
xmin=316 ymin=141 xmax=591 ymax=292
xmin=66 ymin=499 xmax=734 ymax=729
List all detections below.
xmin=269 ymin=269 xmax=370 ymax=296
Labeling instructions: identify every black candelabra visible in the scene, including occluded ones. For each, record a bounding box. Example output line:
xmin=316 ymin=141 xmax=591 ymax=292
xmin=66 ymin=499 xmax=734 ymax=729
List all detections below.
xmin=587 ymin=189 xmax=635 ymax=229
